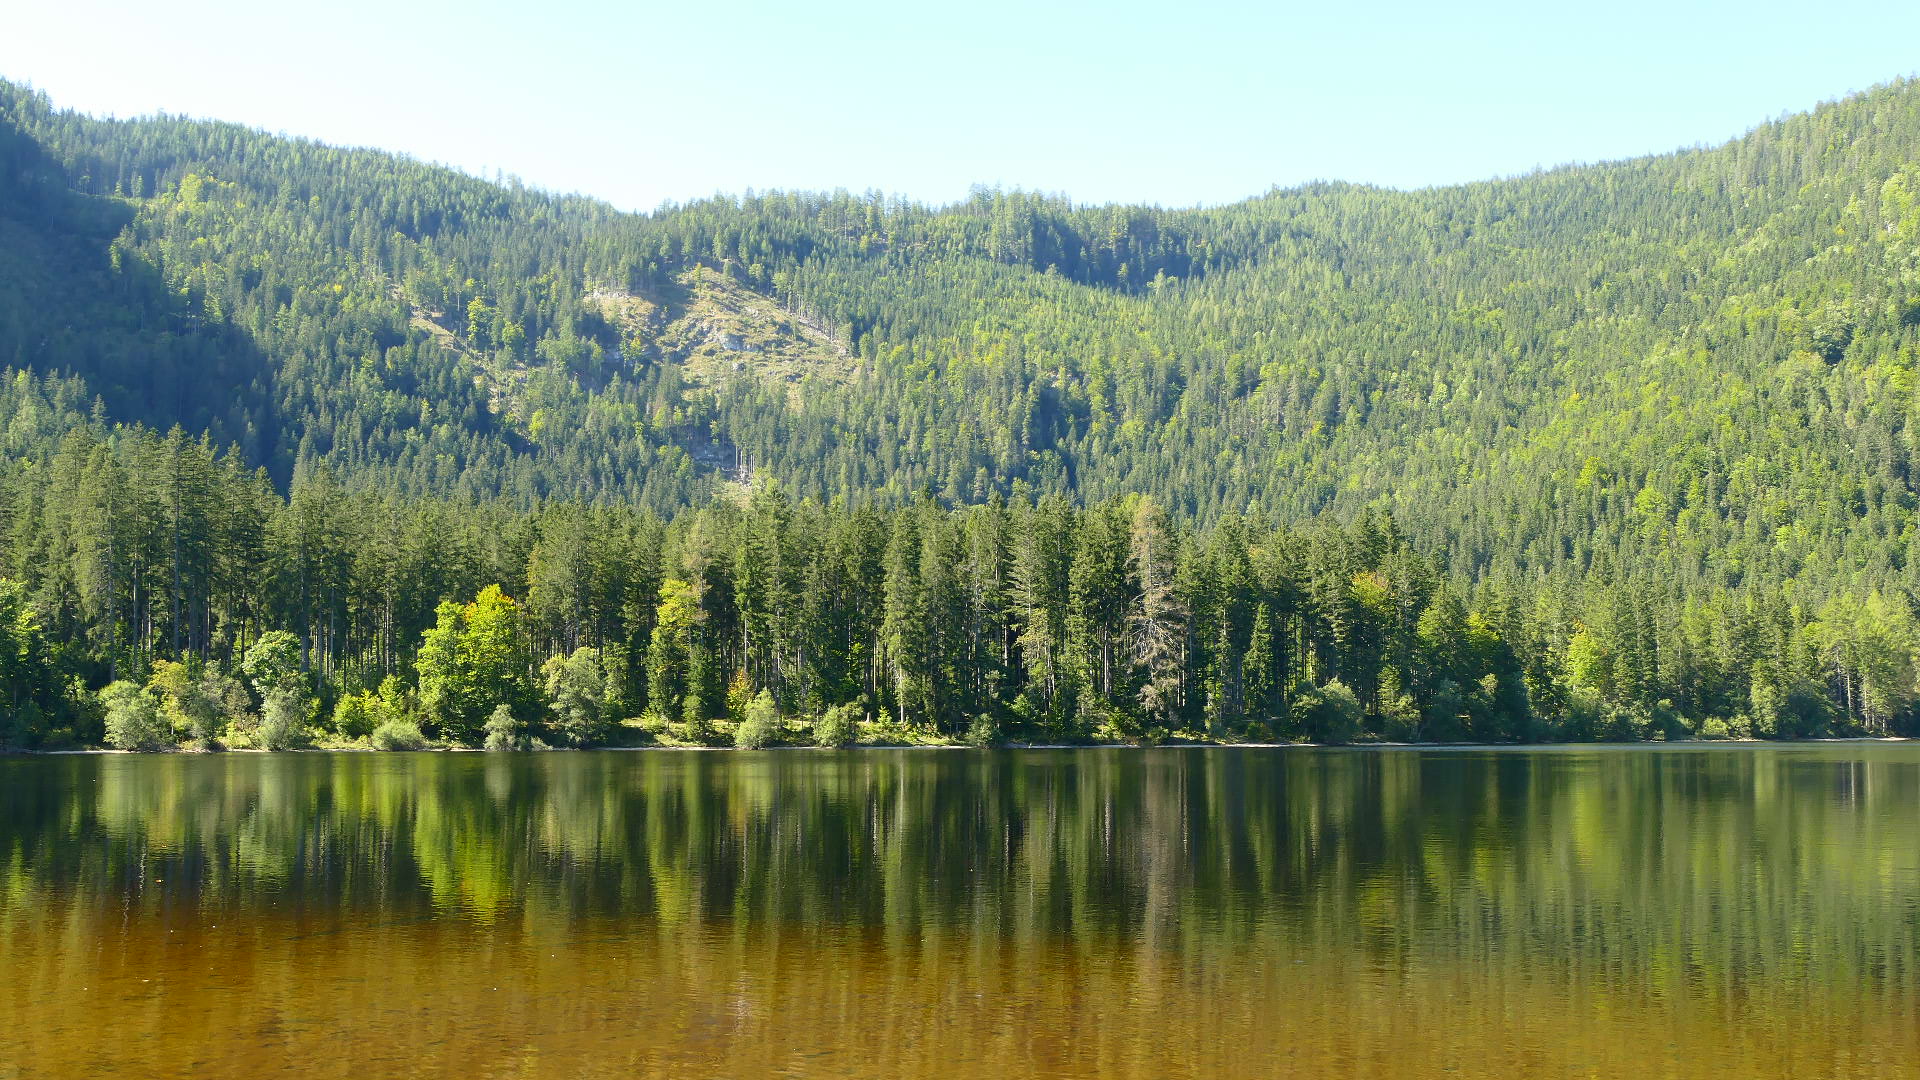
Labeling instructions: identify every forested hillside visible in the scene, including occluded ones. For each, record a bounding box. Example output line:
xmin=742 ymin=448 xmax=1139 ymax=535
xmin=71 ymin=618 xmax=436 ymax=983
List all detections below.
xmin=4 ymin=76 xmax=1920 ymax=747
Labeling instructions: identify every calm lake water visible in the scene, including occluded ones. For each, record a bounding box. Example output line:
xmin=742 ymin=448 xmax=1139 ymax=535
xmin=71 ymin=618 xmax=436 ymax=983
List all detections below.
xmin=2 ymin=745 xmax=1918 ymax=1078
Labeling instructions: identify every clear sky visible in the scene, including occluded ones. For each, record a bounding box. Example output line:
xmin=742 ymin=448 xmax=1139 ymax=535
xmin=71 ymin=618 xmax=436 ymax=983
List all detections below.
xmin=5 ymin=0 xmax=1919 ymax=212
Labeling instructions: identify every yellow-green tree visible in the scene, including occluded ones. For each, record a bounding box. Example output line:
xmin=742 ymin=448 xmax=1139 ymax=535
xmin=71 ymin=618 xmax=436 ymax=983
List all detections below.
xmin=417 ymin=585 xmax=535 ymax=744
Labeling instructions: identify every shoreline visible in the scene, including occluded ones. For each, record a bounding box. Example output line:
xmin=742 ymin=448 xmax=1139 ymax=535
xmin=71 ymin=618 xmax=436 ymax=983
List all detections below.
xmin=8 ymin=736 xmax=1915 ymax=757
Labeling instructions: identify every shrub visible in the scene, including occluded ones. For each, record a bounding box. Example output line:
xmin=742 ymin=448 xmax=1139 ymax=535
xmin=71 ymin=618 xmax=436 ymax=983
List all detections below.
xmin=1600 ymin=705 xmax=1647 ymax=742
xmin=1423 ymin=679 xmax=1467 ymax=742
xmin=1 ymin=702 xmax=46 ymax=749
xmin=483 ymin=704 xmax=523 ymax=751
xmin=682 ymin=691 xmax=711 ymax=743
xmin=1698 ymin=715 xmax=1740 ymax=740
xmin=101 ymin=681 xmax=172 ymax=751
xmin=148 ymin=660 xmax=247 ymax=744
xmin=1292 ymin=680 xmax=1362 ymax=745
xmin=542 ymin=647 xmax=614 ymax=747
xmin=258 ymin=686 xmax=312 ymax=750
xmin=734 ymin=689 xmax=778 ymax=749
xmin=371 ymin=717 xmax=428 ymax=751
xmin=1751 ymin=681 xmax=1834 ymax=739
xmin=814 ymin=702 xmax=859 ymax=747
xmin=965 ymin=711 xmax=1001 ymax=747
xmin=1651 ymin=699 xmax=1689 ymax=742
xmin=1554 ymin=686 xmax=1607 ymax=742
xmin=332 ymin=690 xmax=387 ymax=740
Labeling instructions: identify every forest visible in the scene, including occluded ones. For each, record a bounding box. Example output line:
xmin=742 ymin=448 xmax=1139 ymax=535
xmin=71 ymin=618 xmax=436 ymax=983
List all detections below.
xmin=0 ymin=401 xmax=1908 ymax=748
xmin=4 ymin=76 xmax=1920 ymax=747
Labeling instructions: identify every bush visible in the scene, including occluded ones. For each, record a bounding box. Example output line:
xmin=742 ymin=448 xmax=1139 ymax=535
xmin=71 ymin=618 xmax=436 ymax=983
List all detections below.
xmin=1423 ymin=679 xmax=1467 ymax=742
xmin=371 ymin=717 xmax=427 ymax=751
xmin=148 ymin=660 xmax=247 ymax=744
xmin=725 ymin=668 xmax=753 ymax=725
xmin=965 ymin=711 xmax=1001 ymax=747
xmin=258 ymin=686 xmax=311 ymax=750
xmin=101 ymin=681 xmax=172 ymax=751
xmin=332 ymin=690 xmax=387 ymax=740
xmin=682 ymin=690 xmax=715 ymax=743
xmin=734 ymin=689 xmax=778 ymax=749
xmin=1293 ymin=680 xmax=1362 ymax=745
xmin=1697 ymin=715 xmax=1745 ymax=740
xmin=483 ymin=704 xmax=523 ymax=751
xmin=1651 ymin=698 xmax=1689 ymax=742
xmin=1 ymin=702 xmax=46 ymax=749
xmin=1599 ymin=705 xmax=1644 ymax=742
xmin=1553 ymin=686 xmax=1606 ymax=742
xmin=542 ymin=647 xmax=613 ymax=747
xmin=814 ymin=702 xmax=859 ymax=747
xmin=1750 ymin=680 xmax=1834 ymax=739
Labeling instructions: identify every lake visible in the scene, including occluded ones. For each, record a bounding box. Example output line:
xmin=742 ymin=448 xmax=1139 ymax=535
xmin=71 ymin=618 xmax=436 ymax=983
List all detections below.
xmin=2 ymin=745 xmax=1917 ymax=1078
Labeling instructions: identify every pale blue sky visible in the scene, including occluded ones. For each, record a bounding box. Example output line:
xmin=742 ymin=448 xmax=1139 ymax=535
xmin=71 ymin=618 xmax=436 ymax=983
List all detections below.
xmin=5 ymin=1 xmax=1918 ymax=211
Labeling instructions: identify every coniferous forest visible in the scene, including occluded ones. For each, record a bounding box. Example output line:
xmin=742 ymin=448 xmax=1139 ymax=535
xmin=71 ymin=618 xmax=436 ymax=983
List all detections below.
xmin=6 ymin=76 xmax=1920 ymax=748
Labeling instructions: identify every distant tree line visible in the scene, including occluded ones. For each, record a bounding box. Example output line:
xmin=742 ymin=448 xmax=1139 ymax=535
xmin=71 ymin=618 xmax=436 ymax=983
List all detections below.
xmin=4 ymin=414 xmax=1914 ymax=749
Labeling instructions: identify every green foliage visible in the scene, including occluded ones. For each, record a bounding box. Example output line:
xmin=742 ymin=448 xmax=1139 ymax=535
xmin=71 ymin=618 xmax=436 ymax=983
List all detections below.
xmin=1806 ymin=592 xmax=1920 ymax=735
xmin=0 ymin=464 xmax=1915 ymax=749
xmin=148 ymin=660 xmax=248 ymax=744
xmin=734 ymin=689 xmax=778 ymax=749
xmin=242 ymin=632 xmax=304 ymax=697
xmin=1292 ymin=681 xmax=1363 ymax=745
xmin=542 ymin=646 xmax=615 ymax=747
xmin=417 ymin=586 xmax=534 ymax=745
xmin=332 ymin=690 xmax=389 ymax=740
xmin=7 ymin=79 xmax=1920 ymax=748
xmin=1127 ymin=498 xmax=1184 ymax=728
xmin=371 ymin=717 xmax=428 ymax=751
xmin=257 ymin=685 xmax=311 ymax=750
xmin=724 ymin=667 xmax=753 ymax=726
xmin=483 ymin=704 xmax=523 ymax=751
xmin=0 ymin=577 xmax=76 ymax=746
xmin=965 ymin=712 xmax=1001 ymax=747
xmin=101 ymin=681 xmax=171 ymax=751
xmin=647 ymin=578 xmax=701 ymax=724
xmin=814 ymin=702 xmax=860 ymax=747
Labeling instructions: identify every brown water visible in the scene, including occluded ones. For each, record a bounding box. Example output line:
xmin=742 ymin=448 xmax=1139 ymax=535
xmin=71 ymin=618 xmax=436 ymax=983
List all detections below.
xmin=2 ymin=746 xmax=1917 ymax=1079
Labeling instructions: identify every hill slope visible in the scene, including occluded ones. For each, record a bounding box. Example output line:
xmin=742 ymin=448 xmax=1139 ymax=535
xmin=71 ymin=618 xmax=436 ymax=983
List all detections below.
xmin=7 ymin=79 xmax=1920 ymax=590
xmin=5 ymin=77 xmax=1920 ymax=747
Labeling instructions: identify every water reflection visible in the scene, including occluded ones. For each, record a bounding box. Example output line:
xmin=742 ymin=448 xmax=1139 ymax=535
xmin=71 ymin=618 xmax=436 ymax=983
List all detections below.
xmin=2 ymin=747 xmax=1918 ymax=1078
